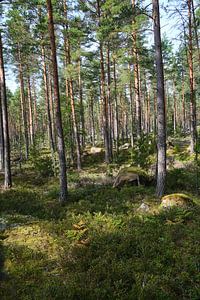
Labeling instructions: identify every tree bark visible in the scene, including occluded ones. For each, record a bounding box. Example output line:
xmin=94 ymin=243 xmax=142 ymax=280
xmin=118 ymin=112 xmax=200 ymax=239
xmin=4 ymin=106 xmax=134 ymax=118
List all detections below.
xmin=63 ymin=0 xmax=81 ymax=170
xmin=46 ymin=0 xmax=68 ymax=202
xmin=17 ymin=46 xmax=29 ymax=159
xmin=113 ymin=57 xmax=119 ymax=153
xmin=106 ymin=43 xmax=113 ymax=159
xmin=173 ymin=80 xmax=177 ymax=135
xmin=188 ymin=0 xmax=197 ymax=153
xmin=0 ymin=31 xmax=12 ymax=188
xmin=132 ymin=0 xmax=141 ymax=138
xmin=27 ymin=74 xmax=34 ymax=145
xmin=97 ymin=0 xmax=111 ymax=163
xmin=42 ymin=45 xmax=55 ymax=153
xmin=153 ymin=0 xmax=166 ymax=197
xmin=0 ymin=88 xmax=4 ymax=171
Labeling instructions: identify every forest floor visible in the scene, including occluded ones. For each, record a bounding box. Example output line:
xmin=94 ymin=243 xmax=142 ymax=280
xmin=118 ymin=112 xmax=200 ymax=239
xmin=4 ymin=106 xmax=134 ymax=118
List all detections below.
xmin=1 ymin=138 xmax=200 ymax=299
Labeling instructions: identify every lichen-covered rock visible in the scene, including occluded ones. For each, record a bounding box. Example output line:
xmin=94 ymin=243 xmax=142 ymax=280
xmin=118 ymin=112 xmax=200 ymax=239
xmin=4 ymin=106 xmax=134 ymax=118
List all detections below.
xmin=119 ymin=143 xmax=131 ymax=150
xmin=137 ymin=203 xmax=150 ymax=212
xmin=160 ymin=193 xmax=194 ymax=209
xmin=90 ymin=147 xmax=104 ymax=154
xmin=113 ymin=172 xmax=140 ymax=188
xmin=113 ymin=166 xmax=153 ymax=187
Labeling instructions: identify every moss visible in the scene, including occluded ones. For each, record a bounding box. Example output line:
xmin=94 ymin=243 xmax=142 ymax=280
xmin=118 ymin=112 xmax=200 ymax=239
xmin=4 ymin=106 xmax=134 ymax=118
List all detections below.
xmin=1 ymin=150 xmax=200 ymax=299
xmin=160 ymin=193 xmax=194 ymax=209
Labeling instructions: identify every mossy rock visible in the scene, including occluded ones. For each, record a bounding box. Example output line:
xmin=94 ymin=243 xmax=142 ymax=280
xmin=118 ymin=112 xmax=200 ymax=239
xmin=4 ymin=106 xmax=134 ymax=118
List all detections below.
xmin=160 ymin=193 xmax=194 ymax=209
xmin=119 ymin=167 xmax=153 ymax=186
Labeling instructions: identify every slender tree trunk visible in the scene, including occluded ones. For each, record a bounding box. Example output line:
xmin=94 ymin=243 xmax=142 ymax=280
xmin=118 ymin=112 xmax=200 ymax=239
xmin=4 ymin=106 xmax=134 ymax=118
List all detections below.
xmin=188 ymin=0 xmax=197 ymax=153
xmin=48 ymin=72 xmax=56 ymax=148
xmin=17 ymin=46 xmax=29 ymax=159
xmin=27 ymin=75 xmax=34 ymax=145
xmin=78 ymin=55 xmax=85 ymax=148
xmin=42 ymin=46 xmax=55 ymax=153
xmin=0 ymin=90 xmax=4 ymax=171
xmin=113 ymin=57 xmax=119 ymax=153
xmin=191 ymin=0 xmax=200 ymax=70
xmin=128 ymin=63 xmax=134 ymax=147
xmin=89 ymin=90 xmax=95 ymax=146
xmin=173 ymin=80 xmax=177 ymax=135
xmin=182 ymin=71 xmax=186 ymax=134
xmin=63 ymin=1 xmax=81 ymax=170
xmin=69 ymin=80 xmax=82 ymax=170
xmin=106 ymin=44 xmax=113 ymax=159
xmin=147 ymin=88 xmax=151 ymax=134
xmin=97 ymin=0 xmax=111 ymax=163
xmin=46 ymin=0 xmax=68 ymax=202
xmin=0 ymin=31 xmax=12 ymax=188
xmin=153 ymin=0 xmax=166 ymax=197
xmin=132 ymin=0 xmax=141 ymax=138
xmin=32 ymin=78 xmax=38 ymax=134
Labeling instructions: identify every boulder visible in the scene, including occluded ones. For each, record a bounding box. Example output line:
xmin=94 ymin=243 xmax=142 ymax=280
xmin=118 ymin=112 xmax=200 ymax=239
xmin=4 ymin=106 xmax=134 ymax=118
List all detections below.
xmin=160 ymin=193 xmax=194 ymax=209
xmin=113 ymin=172 xmax=140 ymax=188
xmin=137 ymin=203 xmax=150 ymax=212
xmin=119 ymin=143 xmax=131 ymax=150
xmin=90 ymin=147 xmax=104 ymax=154
xmin=117 ymin=166 xmax=153 ymax=186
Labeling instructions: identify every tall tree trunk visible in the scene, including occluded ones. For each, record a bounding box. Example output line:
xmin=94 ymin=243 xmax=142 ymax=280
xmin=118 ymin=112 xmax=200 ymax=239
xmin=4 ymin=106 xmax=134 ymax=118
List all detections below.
xmin=128 ymin=63 xmax=134 ymax=147
xmin=46 ymin=0 xmax=68 ymax=202
xmin=42 ymin=46 xmax=55 ymax=153
xmin=32 ymin=78 xmax=38 ymax=135
xmin=97 ymin=0 xmax=111 ymax=163
xmin=173 ymin=80 xmax=177 ymax=135
xmin=191 ymin=0 xmax=200 ymax=70
xmin=113 ymin=57 xmax=119 ymax=153
xmin=132 ymin=0 xmax=141 ymax=138
xmin=63 ymin=0 xmax=81 ymax=170
xmin=153 ymin=0 xmax=166 ymax=197
xmin=188 ymin=0 xmax=197 ymax=153
xmin=89 ymin=89 xmax=95 ymax=146
xmin=17 ymin=46 xmax=29 ymax=159
xmin=48 ymin=71 xmax=56 ymax=148
xmin=0 ymin=31 xmax=12 ymax=188
xmin=0 ymin=90 xmax=4 ymax=171
xmin=27 ymin=75 xmax=34 ymax=145
xmin=69 ymin=80 xmax=82 ymax=170
xmin=106 ymin=44 xmax=113 ymax=159
xmin=187 ymin=0 xmax=197 ymax=153
xmin=78 ymin=54 xmax=85 ymax=148
xmin=182 ymin=71 xmax=186 ymax=134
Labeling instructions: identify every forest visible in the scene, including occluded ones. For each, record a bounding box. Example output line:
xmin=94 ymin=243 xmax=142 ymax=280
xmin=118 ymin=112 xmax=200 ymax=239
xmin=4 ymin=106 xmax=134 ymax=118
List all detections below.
xmin=0 ymin=0 xmax=200 ymax=299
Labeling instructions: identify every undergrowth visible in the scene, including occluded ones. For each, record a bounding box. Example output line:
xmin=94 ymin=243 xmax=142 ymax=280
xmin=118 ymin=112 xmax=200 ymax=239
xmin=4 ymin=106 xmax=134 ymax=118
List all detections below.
xmin=0 ymin=145 xmax=200 ymax=299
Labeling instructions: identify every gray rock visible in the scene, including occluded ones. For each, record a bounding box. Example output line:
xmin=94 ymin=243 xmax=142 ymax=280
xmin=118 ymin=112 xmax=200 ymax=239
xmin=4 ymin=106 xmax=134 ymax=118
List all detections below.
xmin=137 ymin=203 xmax=150 ymax=212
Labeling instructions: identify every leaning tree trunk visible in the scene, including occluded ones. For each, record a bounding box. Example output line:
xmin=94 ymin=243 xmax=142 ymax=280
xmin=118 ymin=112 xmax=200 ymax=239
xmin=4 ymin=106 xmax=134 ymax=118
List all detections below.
xmin=46 ymin=0 xmax=68 ymax=202
xmin=153 ymin=0 xmax=166 ymax=197
xmin=0 ymin=31 xmax=12 ymax=188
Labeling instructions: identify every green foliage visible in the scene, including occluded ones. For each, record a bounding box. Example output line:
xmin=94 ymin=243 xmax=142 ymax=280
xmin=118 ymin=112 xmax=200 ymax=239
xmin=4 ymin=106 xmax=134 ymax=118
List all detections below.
xmin=167 ymin=167 xmax=199 ymax=192
xmin=1 ymin=159 xmax=200 ymax=299
xmin=29 ymin=147 xmax=55 ymax=178
xmin=130 ymin=135 xmax=156 ymax=169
